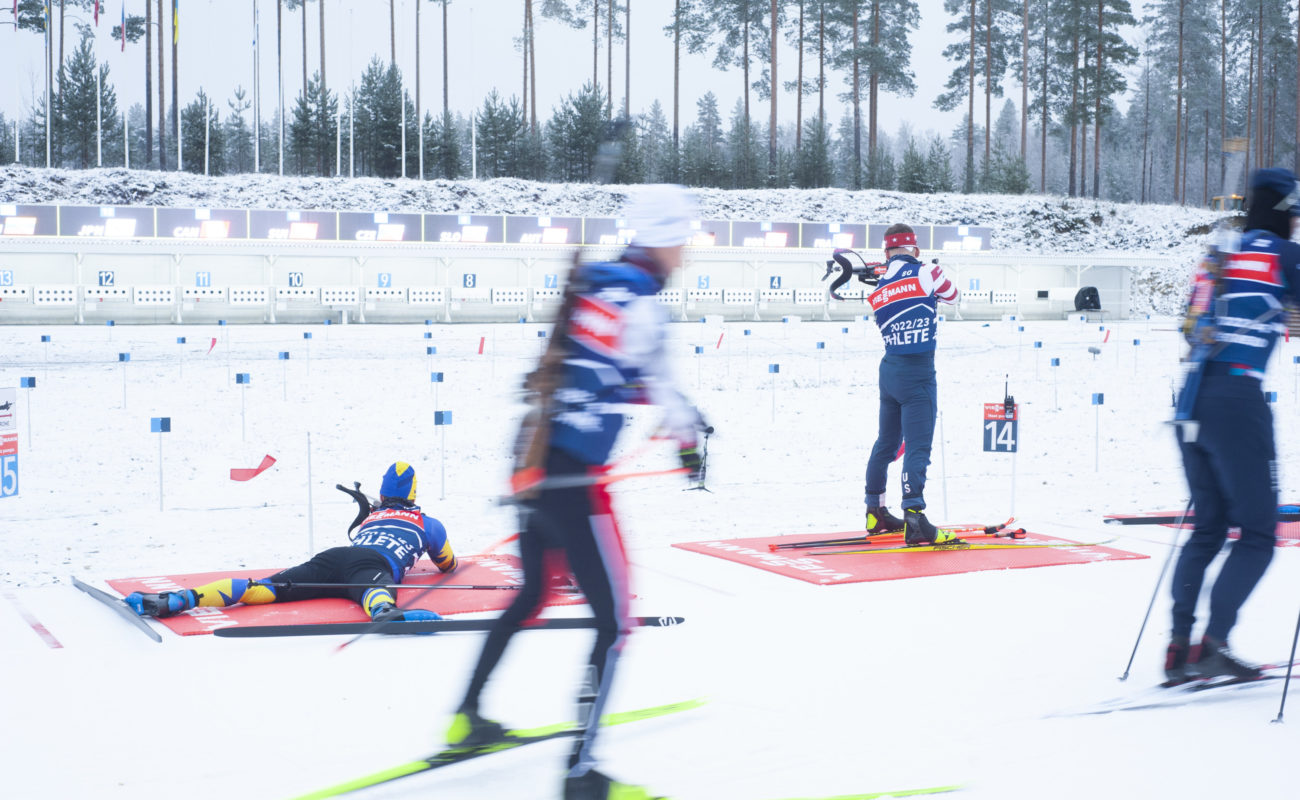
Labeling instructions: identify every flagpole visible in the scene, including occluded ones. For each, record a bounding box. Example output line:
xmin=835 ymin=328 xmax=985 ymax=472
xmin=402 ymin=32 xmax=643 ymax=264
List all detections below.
xmin=45 ymin=2 xmax=51 ymax=168
xmin=252 ymin=0 xmax=259 ymax=173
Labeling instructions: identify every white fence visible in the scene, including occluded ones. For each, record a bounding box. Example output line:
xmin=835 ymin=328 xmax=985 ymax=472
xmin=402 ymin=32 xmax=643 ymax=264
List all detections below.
xmin=0 ymin=237 xmax=1162 ymax=324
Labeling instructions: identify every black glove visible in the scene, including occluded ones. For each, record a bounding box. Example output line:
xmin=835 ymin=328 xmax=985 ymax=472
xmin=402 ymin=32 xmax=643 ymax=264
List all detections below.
xmin=678 ymin=444 xmax=704 ymax=481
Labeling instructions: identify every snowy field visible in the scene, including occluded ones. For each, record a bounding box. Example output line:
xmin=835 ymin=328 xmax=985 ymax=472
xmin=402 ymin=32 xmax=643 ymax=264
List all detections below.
xmin=2 ymin=313 xmax=1299 ymax=800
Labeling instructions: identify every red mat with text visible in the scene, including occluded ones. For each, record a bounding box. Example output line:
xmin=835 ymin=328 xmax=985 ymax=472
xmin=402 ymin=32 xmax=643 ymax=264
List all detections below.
xmin=104 ymin=554 xmax=583 ymax=636
xmin=1103 ymin=511 xmax=1300 ymax=547
xmin=673 ymin=530 xmax=1146 ymax=585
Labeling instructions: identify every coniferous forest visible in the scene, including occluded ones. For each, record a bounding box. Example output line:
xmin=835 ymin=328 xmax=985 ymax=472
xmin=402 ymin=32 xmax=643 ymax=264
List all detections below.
xmin=2 ymin=0 xmax=1296 ymax=207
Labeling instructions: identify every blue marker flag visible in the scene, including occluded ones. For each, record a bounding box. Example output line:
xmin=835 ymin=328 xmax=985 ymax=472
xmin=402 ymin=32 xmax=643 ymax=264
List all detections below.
xmin=176 ymin=336 xmax=186 ymax=344
xmin=150 ymin=417 xmax=171 ymax=433
xmin=1266 ymin=391 xmax=1278 ymax=403
xmin=537 ymin=331 xmax=547 ymax=338
xmin=434 ymin=411 xmax=453 ymax=425
xmin=842 ymin=327 xmax=849 ymax=334
xmin=218 ymin=319 xmax=227 ymax=326
xmin=427 ymin=346 xmax=437 ymax=355
xmin=743 ymin=329 xmax=752 ymax=336
xmin=118 ymin=353 xmax=130 ymax=362
xmin=1034 ymin=341 xmax=1042 ymax=349
xmin=1133 ymin=339 xmax=1140 ymax=346
xmin=40 ymin=335 xmax=50 ymax=342
xmin=236 ymin=373 xmax=251 ymax=384
xmin=1092 ymin=393 xmax=1105 ymax=405
xmin=694 ymin=346 xmax=703 ymax=354
xmin=20 ymin=377 xmax=36 ymax=388
xmin=106 ymin=320 xmax=115 ymax=327
xmin=303 ymin=332 xmax=312 ymax=339
xmin=431 ymin=372 xmax=444 ymax=382
xmin=816 ymin=342 xmax=825 ymax=350
xmin=1018 ymin=325 xmax=1025 ymax=332
xmin=768 ymin=364 xmax=780 ymax=374
xmin=424 ymin=332 xmax=433 ymax=339
xmin=278 ymin=351 xmax=290 ymax=360
xmin=1051 ymin=357 xmax=1060 ymax=366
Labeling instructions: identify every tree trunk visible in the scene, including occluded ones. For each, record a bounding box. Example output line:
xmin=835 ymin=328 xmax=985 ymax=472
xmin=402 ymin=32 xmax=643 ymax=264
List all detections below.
xmin=1174 ymin=0 xmax=1184 ymax=203
xmin=818 ymin=1 xmax=825 ymax=126
xmin=58 ymin=0 xmax=65 ymax=95
xmin=869 ymin=0 xmax=878 ymax=162
xmin=1256 ymin=5 xmax=1265 ymax=167
xmin=796 ymin=0 xmax=804 ymax=150
xmin=1067 ymin=29 xmax=1078 ymax=197
xmin=1020 ymin=0 xmax=1027 ymax=158
xmin=522 ymin=2 xmax=529 ymax=125
xmin=607 ymin=0 xmax=613 ymax=117
xmin=1245 ymin=37 xmax=1254 ymax=175
xmin=743 ymin=16 xmax=751 ymax=131
xmin=673 ymin=0 xmax=680 ymax=151
xmin=301 ymin=0 xmax=308 ymax=99
xmin=1093 ymin=0 xmax=1102 ymax=199
xmin=390 ymin=0 xmax=396 ymax=63
xmin=172 ymin=0 xmax=179 ymax=171
xmin=319 ymin=0 xmax=326 ymax=100
xmin=984 ymin=0 xmax=991 ymax=170
xmin=1220 ymin=0 xmax=1227 ymax=192
xmin=770 ymin=0 xmax=778 ymax=181
xmin=853 ymin=9 xmax=861 ymax=189
xmin=445 ymin=0 xmax=451 ymax=119
xmin=966 ymin=0 xmax=974 ymax=192
xmin=1203 ymin=108 xmax=1209 ymax=205
xmin=146 ymin=0 xmax=153 ymax=167
xmin=1039 ymin=0 xmax=1047 ymax=191
xmin=158 ymin=0 xmax=166 ymax=169
xmin=1140 ymin=63 xmax=1149 ymax=203
xmin=592 ymin=0 xmax=598 ymax=91
xmin=529 ymin=0 xmax=537 ymax=131
xmin=624 ymin=1 xmax=630 ymax=118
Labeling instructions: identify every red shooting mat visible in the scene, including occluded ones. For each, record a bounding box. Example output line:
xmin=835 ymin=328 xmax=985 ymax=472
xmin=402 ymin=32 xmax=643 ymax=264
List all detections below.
xmin=104 ymin=554 xmax=583 ymax=636
xmin=673 ymin=530 xmax=1147 ymax=586
xmin=1103 ymin=512 xmax=1300 ymax=547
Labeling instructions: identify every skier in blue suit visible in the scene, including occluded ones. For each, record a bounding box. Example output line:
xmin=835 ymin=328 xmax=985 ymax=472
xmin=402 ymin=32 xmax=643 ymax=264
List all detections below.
xmin=863 ymin=223 xmax=959 ymax=545
xmin=1166 ymin=167 xmax=1300 ymax=683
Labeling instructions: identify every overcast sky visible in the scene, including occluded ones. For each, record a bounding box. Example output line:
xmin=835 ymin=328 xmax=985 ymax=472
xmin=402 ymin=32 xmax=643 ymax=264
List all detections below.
xmin=2 ymin=1 xmax=1140 ymax=151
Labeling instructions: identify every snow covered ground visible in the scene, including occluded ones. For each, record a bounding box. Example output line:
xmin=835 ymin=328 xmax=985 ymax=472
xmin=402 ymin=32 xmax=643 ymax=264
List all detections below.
xmin=2 ymin=312 xmax=1299 ymax=799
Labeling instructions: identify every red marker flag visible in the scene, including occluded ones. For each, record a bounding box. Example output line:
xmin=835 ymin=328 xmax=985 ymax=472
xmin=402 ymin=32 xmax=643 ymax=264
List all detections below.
xmin=94 ymin=0 xmax=99 ymax=26
xmin=207 ymin=336 xmax=217 ymax=354
xmin=230 ymin=454 xmax=276 ymax=481
xmin=477 ymin=336 xmax=485 ymax=354
xmin=120 ymin=3 xmax=125 ymax=51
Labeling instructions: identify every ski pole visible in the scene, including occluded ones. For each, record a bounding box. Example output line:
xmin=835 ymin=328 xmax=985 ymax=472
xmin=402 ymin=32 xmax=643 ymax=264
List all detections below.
xmin=1119 ymin=499 xmax=1192 ymax=681
xmin=264 ymin=581 xmax=529 ymax=591
xmin=1271 ymin=600 xmax=1300 ymax=724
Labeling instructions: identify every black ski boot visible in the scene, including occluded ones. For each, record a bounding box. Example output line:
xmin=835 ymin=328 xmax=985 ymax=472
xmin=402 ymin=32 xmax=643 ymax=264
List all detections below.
xmin=563 ymin=768 xmax=660 ymax=800
xmin=1193 ymin=636 xmax=1263 ymax=681
xmin=903 ymin=509 xmax=957 ymax=546
xmin=1163 ymin=635 xmax=1193 ymax=685
xmin=866 ymin=506 xmax=904 ymax=534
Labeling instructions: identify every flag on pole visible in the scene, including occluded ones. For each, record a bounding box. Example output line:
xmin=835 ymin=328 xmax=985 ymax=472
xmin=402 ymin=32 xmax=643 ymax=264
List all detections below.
xmin=94 ymin=0 xmax=99 ymax=26
xmin=120 ymin=2 xmax=125 ymax=51
xmin=172 ymin=0 xmax=178 ymax=44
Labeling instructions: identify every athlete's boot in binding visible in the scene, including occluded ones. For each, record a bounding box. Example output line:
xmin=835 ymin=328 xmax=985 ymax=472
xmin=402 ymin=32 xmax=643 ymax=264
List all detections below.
xmin=445 ymin=707 xmax=506 ymax=747
xmin=563 ymin=768 xmax=662 ymax=800
xmin=1163 ymin=635 xmax=1194 ymax=685
xmin=903 ymin=508 xmax=958 ymax=546
xmin=124 ymin=590 xmax=197 ymax=618
xmin=866 ymin=506 xmax=904 ymax=534
xmin=1193 ymin=636 xmax=1263 ymax=680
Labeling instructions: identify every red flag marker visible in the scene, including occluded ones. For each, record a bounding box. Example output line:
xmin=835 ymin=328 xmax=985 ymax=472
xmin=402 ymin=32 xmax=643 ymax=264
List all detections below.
xmin=478 ymin=336 xmax=485 ymax=354
xmin=1102 ymin=329 xmax=1111 ymax=344
xmin=230 ymin=454 xmax=276 ymax=481
xmin=716 ymin=332 xmax=724 ymax=349
xmin=207 ymin=337 xmax=218 ymax=354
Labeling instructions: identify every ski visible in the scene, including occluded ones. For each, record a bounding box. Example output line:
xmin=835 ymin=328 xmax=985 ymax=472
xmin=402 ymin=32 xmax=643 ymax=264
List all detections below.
xmin=1104 ymin=505 xmax=1300 ymax=525
xmin=214 ymin=614 xmax=685 ymax=638
xmin=1051 ymin=662 xmax=1300 ymax=717
xmin=291 ymin=697 xmax=706 ymax=799
xmin=768 ymin=517 xmax=1018 ymax=551
xmin=816 ymin=536 xmax=1116 ymax=556
xmin=769 ymin=787 xmax=963 ymax=800
xmin=70 ymin=576 xmax=163 ymax=643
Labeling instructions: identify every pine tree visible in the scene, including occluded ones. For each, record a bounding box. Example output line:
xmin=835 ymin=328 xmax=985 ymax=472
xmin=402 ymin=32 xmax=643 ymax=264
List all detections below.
xmin=58 ymin=35 xmax=119 ymax=169
xmin=925 ymin=135 xmax=956 ymax=192
xmin=545 ymin=83 xmax=606 ymax=182
xmin=793 ymin=113 xmax=833 ymax=188
xmin=225 ymin=87 xmax=254 ymax=174
xmin=897 ymin=136 xmax=927 ymax=192
xmin=180 ymin=89 xmax=225 ymax=175
xmin=475 ymin=90 xmax=526 ymax=179
xmin=680 ymin=91 xmax=726 ymax=187
xmin=725 ymin=98 xmax=762 ymax=188
xmin=639 ymin=100 xmax=673 ymax=182
xmin=0 ymin=113 xmax=14 ymax=164
xmin=422 ymin=109 xmax=464 ymax=180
